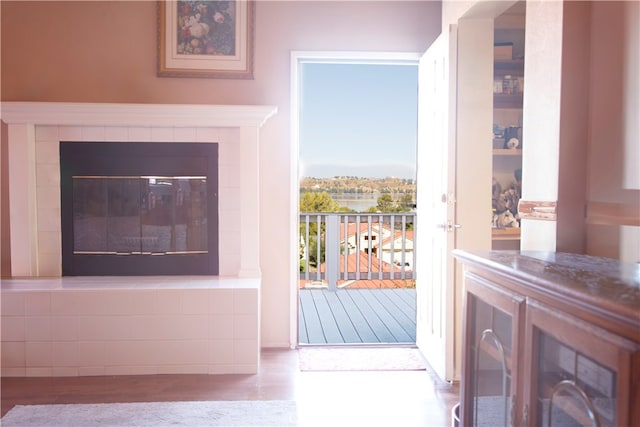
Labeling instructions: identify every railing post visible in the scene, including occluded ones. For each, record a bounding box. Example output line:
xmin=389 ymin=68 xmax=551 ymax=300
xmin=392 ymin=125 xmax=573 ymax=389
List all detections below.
xmin=325 ymin=214 xmax=339 ymax=291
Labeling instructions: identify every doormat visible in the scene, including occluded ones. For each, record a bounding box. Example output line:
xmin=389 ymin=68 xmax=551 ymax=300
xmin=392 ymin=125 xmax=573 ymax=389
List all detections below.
xmin=0 ymin=400 xmax=297 ymax=427
xmin=298 ymin=347 xmax=427 ymax=371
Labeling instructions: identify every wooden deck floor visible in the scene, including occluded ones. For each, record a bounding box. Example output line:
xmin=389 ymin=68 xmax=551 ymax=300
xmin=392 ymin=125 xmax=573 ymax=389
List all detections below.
xmin=298 ymin=288 xmax=416 ymax=345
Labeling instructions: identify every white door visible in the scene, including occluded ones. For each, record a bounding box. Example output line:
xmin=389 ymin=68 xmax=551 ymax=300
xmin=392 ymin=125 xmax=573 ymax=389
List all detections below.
xmin=415 ymin=25 xmax=458 ymax=382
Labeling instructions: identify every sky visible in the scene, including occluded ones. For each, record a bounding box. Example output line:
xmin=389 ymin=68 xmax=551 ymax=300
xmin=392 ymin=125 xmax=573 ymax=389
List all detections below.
xmin=299 ymin=62 xmax=418 ymax=180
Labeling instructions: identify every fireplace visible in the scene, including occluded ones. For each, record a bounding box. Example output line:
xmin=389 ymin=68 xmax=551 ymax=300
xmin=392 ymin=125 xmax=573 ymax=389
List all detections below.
xmin=2 ymin=102 xmax=276 ymax=278
xmin=60 ymin=141 xmax=219 ymax=275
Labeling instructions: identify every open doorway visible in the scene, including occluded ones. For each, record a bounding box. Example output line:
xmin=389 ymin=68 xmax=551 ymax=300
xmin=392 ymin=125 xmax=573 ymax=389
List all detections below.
xmin=291 ymin=52 xmax=420 ymax=346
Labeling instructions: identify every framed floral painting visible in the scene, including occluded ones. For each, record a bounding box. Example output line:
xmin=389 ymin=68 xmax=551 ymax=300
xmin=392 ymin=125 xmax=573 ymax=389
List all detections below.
xmin=158 ymin=0 xmax=254 ymax=79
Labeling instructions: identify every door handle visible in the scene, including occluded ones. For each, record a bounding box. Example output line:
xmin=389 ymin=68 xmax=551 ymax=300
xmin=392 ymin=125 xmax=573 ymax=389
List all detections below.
xmin=436 ymin=221 xmax=461 ymax=232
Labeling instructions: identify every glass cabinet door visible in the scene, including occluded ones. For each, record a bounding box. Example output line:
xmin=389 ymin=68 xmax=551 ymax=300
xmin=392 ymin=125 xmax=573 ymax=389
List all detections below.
xmin=461 ymin=275 xmax=525 ymax=427
xmin=524 ymin=300 xmax=635 ymax=427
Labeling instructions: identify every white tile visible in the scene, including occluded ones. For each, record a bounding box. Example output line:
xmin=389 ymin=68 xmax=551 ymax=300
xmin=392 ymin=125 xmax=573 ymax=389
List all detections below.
xmin=104 ymin=127 xmax=129 ymax=141
xmin=176 ymin=315 xmax=208 ymax=340
xmin=36 ymin=163 xmax=60 ymax=187
xmin=59 ymin=126 xmax=83 ymax=141
xmin=25 ymin=292 xmax=51 ymax=315
xmin=156 ymin=365 xmax=186 ymax=375
xmin=77 ymin=341 xmax=106 ymax=366
xmin=219 ymin=188 xmax=241 ymax=210
xmin=151 ymin=127 xmax=174 ymax=141
xmin=77 ymin=316 xmax=132 ymax=341
xmin=152 ymin=290 xmax=183 ymax=315
xmin=75 ymin=291 xmax=134 ymax=316
xmin=219 ymin=231 xmax=241 ymax=255
xmin=105 ymin=366 xmax=133 ymax=375
xmin=208 ymin=364 xmax=234 ymax=374
xmin=233 ymin=339 xmax=259 ymax=365
xmin=209 ymin=290 xmax=234 ymax=314
xmin=219 ymin=147 xmax=240 ymax=168
xmin=35 ymin=126 xmax=59 ymax=141
xmin=232 ymin=364 xmax=258 ymax=374
xmin=209 ymin=340 xmax=234 ymax=364
xmin=26 ymin=367 xmax=52 ymax=377
xmin=181 ymin=290 xmax=209 ymax=314
xmin=234 ymin=314 xmax=258 ymax=340
xmin=128 ymin=315 xmax=157 ymax=340
xmin=51 ymin=367 xmax=78 ymax=377
xmin=1 ymin=292 xmax=25 ymax=315
xmin=217 ymin=128 xmax=240 ymax=145
xmin=218 ymin=258 xmax=240 ymax=277
xmin=128 ymin=127 xmax=152 ymax=141
xmin=51 ymin=292 xmax=79 ymax=315
xmin=156 ymin=340 xmax=208 ymax=365
xmin=37 ymin=186 xmax=61 ymax=210
xmin=52 ymin=341 xmax=79 ymax=366
xmin=218 ymin=165 xmax=240 ymax=189
xmin=36 ymin=140 xmax=60 ymax=164
xmin=234 ymin=289 xmax=258 ymax=314
xmin=1 ymin=316 xmax=25 ymax=341
xmin=37 ymin=254 xmax=62 ymax=277
xmin=78 ymin=366 xmax=106 ymax=376
xmin=38 ymin=231 xmax=61 ymax=254
xmin=81 ymin=126 xmax=106 ymax=141
xmin=37 ymin=208 xmax=61 ymax=232
xmin=50 ymin=316 xmax=78 ymax=341
xmin=173 ymin=127 xmax=197 ymax=141
xmin=1 ymin=341 xmax=25 ymax=367
xmin=209 ymin=314 xmax=234 ymax=340
xmin=25 ymin=342 xmax=52 ymax=366
xmin=25 ymin=316 xmax=52 ymax=341
xmin=196 ymin=128 xmax=219 ymax=142
xmin=130 ymin=365 xmax=158 ymax=375
xmin=2 ymin=367 xmax=26 ymax=377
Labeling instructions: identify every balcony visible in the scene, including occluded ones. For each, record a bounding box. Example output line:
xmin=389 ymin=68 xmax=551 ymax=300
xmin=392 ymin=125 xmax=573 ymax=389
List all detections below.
xmin=298 ymin=213 xmax=416 ymax=345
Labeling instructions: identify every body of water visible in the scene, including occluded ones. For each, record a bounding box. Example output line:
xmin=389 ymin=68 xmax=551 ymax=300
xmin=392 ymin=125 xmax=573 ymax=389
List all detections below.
xmin=330 ymin=193 xmax=379 ymax=212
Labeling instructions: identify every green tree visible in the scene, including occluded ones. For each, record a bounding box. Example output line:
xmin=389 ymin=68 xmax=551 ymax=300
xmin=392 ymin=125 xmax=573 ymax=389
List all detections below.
xmin=376 ymin=193 xmax=395 ymax=212
xmin=397 ymin=193 xmax=415 ymax=212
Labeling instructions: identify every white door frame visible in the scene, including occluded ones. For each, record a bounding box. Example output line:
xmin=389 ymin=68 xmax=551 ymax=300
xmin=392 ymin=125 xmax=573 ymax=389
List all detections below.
xmin=289 ymin=51 xmax=421 ymax=347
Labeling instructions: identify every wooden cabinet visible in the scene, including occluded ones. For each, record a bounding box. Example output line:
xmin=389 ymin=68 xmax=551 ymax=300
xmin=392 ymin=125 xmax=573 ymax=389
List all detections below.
xmin=492 ymin=59 xmax=524 ymax=249
xmin=454 ymin=250 xmax=640 ymax=427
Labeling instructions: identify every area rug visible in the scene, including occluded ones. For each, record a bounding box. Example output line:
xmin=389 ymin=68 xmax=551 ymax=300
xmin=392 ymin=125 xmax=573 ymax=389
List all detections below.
xmin=298 ymin=347 xmax=427 ymax=371
xmin=0 ymin=400 xmax=297 ymax=427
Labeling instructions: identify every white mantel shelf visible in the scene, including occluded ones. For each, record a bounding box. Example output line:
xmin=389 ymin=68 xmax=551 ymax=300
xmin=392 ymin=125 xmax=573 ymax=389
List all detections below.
xmin=0 ymin=102 xmax=277 ymax=128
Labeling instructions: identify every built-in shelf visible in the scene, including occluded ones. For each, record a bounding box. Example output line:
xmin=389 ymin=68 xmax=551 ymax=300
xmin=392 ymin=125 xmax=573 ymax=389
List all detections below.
xmin=493 ymin=149 xmax=522 ymax=156
xmin=493 ymin=93 xmax=523 ymax=109
xmin=492 ymin=228 xmax=521 ymax=240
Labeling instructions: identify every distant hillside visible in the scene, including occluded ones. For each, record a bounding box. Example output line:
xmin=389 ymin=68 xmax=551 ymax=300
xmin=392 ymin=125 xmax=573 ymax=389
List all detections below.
xmin=300 ymin=176 xmax=416 ymax=194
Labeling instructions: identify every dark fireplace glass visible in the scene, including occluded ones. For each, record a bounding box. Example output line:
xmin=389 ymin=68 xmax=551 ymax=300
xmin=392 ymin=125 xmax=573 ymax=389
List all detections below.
xmin=73 ymin=176 xmax=207 ymax=255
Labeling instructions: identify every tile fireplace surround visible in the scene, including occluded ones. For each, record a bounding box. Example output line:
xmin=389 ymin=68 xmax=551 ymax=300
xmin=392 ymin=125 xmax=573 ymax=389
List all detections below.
xmin=0 ymin=102 xmax=277 ymax=377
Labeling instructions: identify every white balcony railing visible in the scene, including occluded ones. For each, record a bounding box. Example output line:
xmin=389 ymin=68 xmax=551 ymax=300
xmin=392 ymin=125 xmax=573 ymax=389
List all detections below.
xmin=299 ymin=213 xmax=416 ymax=290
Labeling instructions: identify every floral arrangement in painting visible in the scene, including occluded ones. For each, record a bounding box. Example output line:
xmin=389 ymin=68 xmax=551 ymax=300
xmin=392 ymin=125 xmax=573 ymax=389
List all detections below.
xmin=177 ymin=1 xmax=236 ymax=56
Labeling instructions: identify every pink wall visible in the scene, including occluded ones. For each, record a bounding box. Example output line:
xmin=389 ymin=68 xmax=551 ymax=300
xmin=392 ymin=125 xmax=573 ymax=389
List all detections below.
xmin=1 ymin=122 xmax=10 ymax=277
xmin=586 ymin=1 xmax=640 ymax=260
xmin=1 ymin=1 xmax=439 ymax=104
xmin=1 ymin=1 xmax=441 ymax=346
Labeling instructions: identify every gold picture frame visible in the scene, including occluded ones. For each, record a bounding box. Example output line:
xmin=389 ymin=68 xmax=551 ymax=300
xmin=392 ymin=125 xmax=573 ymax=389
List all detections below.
xmin=158 ymin=0 xmax=254 ymax=79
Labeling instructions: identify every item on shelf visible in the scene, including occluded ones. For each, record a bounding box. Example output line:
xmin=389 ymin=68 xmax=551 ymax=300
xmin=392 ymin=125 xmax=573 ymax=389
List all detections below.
xmin=493 ymin=78 xmax=503 ymax=94
xmin=491 ymin=169 xmax=522 ymax=229
xmin=493 ymin=124 xmax=506 ymax=148
xmin=503 ymin=126 xmax=522 ymax=149
xmin=494 ymin=42 xmax=513 ymax=60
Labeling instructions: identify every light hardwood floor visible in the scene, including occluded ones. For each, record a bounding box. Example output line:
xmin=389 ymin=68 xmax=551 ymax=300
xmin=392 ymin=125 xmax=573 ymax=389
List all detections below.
xmin=1 ymin=349 xmax=460 ymax=426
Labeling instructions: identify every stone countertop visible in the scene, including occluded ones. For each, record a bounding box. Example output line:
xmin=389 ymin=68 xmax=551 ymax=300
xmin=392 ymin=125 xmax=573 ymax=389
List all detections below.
xmin=452 ymin=250 xmax=640 ymax=326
